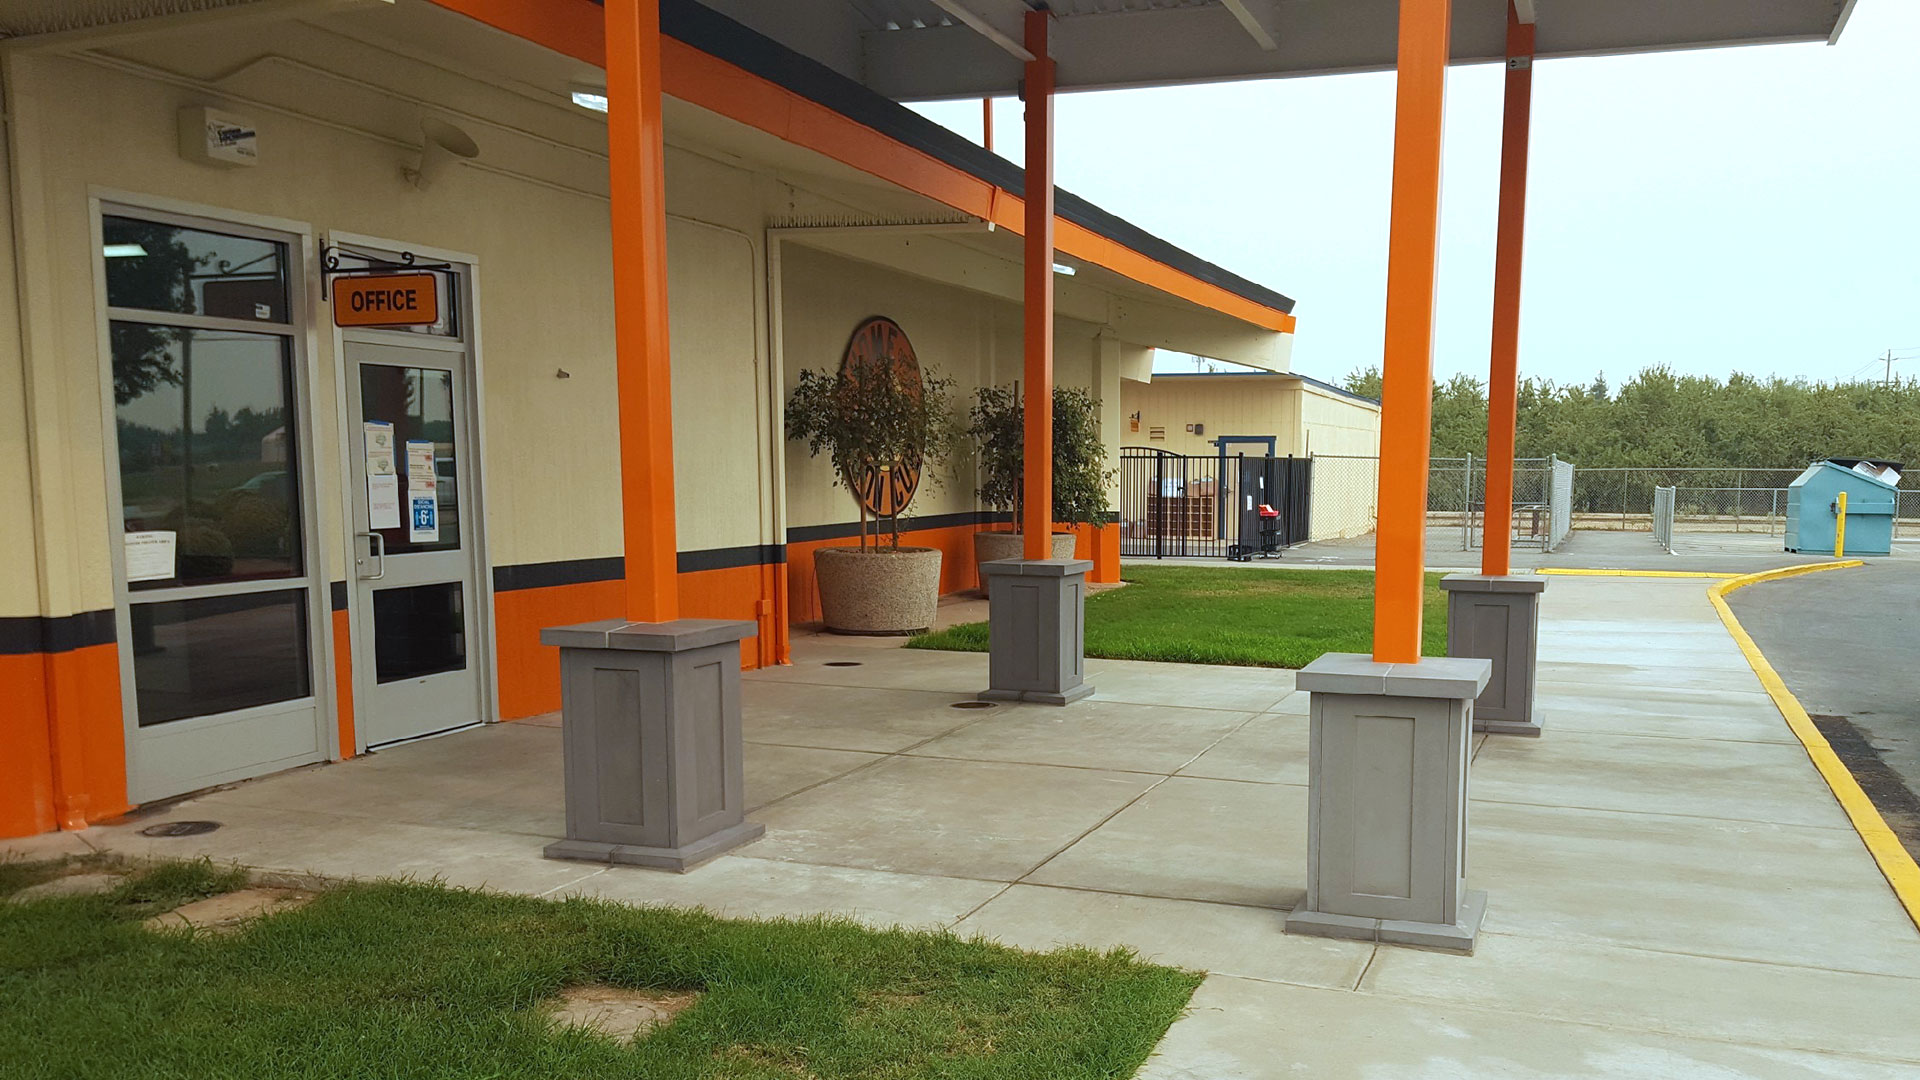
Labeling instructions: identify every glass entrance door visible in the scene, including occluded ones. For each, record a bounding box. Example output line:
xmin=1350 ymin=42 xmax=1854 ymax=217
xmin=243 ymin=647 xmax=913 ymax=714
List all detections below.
xmin=346 ymin=341 xmax=482 ymax=746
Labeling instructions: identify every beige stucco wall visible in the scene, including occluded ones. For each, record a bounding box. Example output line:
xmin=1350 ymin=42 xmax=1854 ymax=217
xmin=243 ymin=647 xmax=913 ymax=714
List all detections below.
xmin=778 ymin=242 xmax=1104 ymax=533
xmin=1119 ymin=373 xmax=1383 ymax=540
xmin=1119 ymin=374 xmax=1300 ymax=458
xmin=0 ymin=73 xmax=40 ymax=620
xmin=1299 ymin=382 xmax=1382 ymax=458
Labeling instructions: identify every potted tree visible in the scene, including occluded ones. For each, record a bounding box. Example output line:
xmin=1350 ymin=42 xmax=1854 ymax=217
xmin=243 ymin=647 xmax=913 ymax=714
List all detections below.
xmin=785 ymin=319 xmax=957 ymax=634
xmin=968 ymin=383 xmax=1115 ymax=587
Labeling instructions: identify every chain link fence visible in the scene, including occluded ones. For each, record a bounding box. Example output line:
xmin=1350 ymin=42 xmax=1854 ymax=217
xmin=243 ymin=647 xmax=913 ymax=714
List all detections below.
xmin=1305 ymin=454 xmax=1569 ymax=550
xmin=1573 ymin=467 xmax=1920 ymax=537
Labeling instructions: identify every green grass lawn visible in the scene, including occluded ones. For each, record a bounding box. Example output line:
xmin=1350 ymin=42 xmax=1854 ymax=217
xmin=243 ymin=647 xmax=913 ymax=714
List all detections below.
xmin=909 ymin=565 xmax=1447 ymax=668
xmin=0 ymin=859 xmax=1198 ymax=1080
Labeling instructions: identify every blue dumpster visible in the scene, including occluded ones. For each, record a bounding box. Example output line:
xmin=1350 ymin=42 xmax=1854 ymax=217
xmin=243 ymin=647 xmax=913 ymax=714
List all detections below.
xmin=1784 ymin=459 xmax=1900 ymax=556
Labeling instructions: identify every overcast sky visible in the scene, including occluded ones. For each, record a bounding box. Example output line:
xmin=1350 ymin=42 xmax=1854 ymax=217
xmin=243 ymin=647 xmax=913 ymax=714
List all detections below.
xmin=913 ymin=2 xmax=1920 ymax=391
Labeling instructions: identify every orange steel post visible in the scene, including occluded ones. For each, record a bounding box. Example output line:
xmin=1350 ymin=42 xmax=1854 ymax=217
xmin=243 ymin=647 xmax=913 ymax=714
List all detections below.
xmin=1371 ymin=0 xmax=1452 ymax=663
xmin=604 ymin=0 xmax=679 ymax=623
xmin=1481 ymin=3 xmax=1533 ymax=579
xmin=982 ymin=97 xmax=994 ymax=152
xmin=1021 ymin=9 xmax=1055 ymax=561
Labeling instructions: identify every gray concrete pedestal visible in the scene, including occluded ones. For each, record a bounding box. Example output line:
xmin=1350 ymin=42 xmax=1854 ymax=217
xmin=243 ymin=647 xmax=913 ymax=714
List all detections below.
xmin=1286 ymin=653 xmax=1493 ymax=953
xmin=978 ymin=558 xmax=1094 ymax=705
xmin=539 ymin=618 xmax=764 ymax=871
xmin=1440 ymin=574 xmax=1546 ymax=737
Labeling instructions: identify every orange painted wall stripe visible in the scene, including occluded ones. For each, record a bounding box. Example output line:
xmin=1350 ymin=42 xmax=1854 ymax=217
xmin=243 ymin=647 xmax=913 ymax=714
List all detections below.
xmin=0 ymin=653 xmax=58 ymax=837
xmin=331 ymin=609 xmax=356 ymax=759
xmin=1371 ymin=0 xmax=1452 ymax=663
xmin=1481 ymin=4 xmax=1533 ymax=579
xmin=423 ymin=0 xmax=1295 ymax=335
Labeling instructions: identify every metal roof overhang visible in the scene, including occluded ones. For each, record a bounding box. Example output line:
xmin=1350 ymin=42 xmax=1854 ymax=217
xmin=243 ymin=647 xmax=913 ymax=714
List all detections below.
xmin=698 ymin=0 xmax=1857 ymax=101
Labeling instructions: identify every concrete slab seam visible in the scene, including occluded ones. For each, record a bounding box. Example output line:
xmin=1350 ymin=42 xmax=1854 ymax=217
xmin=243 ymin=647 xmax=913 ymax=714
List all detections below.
xmin=1710 ymin=560 xmax=1920 ymax=932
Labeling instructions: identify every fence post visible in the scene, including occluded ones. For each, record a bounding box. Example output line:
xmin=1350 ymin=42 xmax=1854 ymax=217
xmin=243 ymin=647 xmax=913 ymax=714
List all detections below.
xmin=1463 ymin=452 xmax=1474 ymax=549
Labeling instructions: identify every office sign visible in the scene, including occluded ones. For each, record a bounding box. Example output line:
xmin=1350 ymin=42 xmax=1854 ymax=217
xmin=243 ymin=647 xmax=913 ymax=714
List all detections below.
xmin=334 ymin=273 xmax=439 ymax=328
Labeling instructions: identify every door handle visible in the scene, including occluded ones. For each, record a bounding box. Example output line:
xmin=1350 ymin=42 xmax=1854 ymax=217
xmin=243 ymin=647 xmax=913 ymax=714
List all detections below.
xmin=356 ymin=531 xmax=386 ymax=580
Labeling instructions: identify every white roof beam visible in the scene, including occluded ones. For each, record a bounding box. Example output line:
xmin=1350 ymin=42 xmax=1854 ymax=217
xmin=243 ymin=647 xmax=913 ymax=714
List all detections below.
xmin=924 ymin=0 xmax=1034 ymax=62
xmin=1220 ymin=0 xmax=1279 ymax=51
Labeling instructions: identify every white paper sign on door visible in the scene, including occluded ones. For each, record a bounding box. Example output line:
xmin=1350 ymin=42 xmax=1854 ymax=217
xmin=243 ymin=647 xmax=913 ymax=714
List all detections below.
xmin=367 ymin=474 xmax=401 ymax=530
xmin=124 ymin=530 xmax=177 ymax=583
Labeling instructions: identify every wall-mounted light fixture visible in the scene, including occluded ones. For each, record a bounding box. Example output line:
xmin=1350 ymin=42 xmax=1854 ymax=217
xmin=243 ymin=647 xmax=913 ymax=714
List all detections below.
xmin=404 ymin=118 xmax=480 ymax=191
xmin=569 ymin=84 xmax=609 ymax=113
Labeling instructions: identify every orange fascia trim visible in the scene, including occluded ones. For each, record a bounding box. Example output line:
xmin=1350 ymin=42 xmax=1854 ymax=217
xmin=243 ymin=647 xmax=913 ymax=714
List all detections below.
xmin=423 ymin=0 xmax=1295 ymax=335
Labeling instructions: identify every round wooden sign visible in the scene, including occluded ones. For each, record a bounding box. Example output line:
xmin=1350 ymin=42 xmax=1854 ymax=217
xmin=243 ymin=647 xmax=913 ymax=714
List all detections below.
xmin=841 ymin=316 xmax=922 ymax=517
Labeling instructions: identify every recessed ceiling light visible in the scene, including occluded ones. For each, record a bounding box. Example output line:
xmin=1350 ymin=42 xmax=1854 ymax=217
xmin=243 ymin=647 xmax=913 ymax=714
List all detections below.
xmin=1053 ymin=262 xmax=1077 ymax=276
xmin=569 ymin=89 xmax=609 ymax=113
xmin=103 ymin=243 xmax=147 ymax=258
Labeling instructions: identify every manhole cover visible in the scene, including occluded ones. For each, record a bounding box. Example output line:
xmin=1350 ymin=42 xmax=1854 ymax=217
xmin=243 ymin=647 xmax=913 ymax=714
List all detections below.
xmin=951 ymin=701 xmax=996 ymax=710
xmin=139 ymin=820 xmax=221 ymax=837
xmin=823 ymin=661 xmax=863 ymax=668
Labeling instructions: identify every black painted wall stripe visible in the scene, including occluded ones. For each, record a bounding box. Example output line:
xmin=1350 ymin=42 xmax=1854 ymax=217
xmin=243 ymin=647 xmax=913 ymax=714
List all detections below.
xmin=656 ymin=0 xmax=1297 ymax=316
xmin=678 ymin=544 xmax=786 ymax=573
xmin=492 ymin=557 xmax=626 ymax=593
xmin=0 ymin=610 xmax=117 ymax=657
xmin=784 ymin=510 xmax=1011 ymax=545
xmin=330 ymin=581 xmax=349 ymax=611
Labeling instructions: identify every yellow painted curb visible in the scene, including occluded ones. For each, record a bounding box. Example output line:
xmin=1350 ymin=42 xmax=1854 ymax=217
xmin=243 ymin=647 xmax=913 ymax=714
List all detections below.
xmin=1710 ymin=560 xmax=1920 ymax=931
xmin=1537 ymin=568 xmax=1741 ymax=579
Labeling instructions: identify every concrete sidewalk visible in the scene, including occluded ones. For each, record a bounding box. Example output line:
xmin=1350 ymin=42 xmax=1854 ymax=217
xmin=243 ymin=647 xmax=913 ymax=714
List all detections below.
xmin=7 ymin=576 xmax=1917 ymax=1077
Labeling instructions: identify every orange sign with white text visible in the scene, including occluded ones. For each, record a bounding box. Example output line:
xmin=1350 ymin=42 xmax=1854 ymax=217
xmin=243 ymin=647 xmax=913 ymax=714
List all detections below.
xmin=334 ymin=273 xmax=439 ymax=328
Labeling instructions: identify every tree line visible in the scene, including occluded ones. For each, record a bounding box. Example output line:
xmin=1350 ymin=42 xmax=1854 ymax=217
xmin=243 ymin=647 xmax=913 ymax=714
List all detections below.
xmin=1342 ymin=365 xmax=1920 ymax=473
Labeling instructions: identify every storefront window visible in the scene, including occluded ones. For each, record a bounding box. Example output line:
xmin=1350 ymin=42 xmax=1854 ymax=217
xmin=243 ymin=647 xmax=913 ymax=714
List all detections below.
xmin=103 ymin=216 xmax=289 ymax=324
xmin=129 ymin=591 xmax=312 ymax=726
xmin=113 ymin=324 xmax=302 ymax=589
xmin=105 ymin=209 xmax=315 ymax=741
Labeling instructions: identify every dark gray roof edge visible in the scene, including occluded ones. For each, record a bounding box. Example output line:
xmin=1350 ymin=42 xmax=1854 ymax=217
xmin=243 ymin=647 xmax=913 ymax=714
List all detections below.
xmin=1151 ymin=369 xmax=1379 ymax=406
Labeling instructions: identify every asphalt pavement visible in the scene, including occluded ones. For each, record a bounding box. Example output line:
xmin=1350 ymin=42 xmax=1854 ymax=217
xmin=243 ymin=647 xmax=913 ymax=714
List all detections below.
xmin=1729 ymin=557 xmax=1920 ymax=860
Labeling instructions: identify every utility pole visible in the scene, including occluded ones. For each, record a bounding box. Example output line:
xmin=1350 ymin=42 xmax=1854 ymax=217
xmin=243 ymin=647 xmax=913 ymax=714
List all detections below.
xmin=1887 ymin=349 xmax=1895 ymax=388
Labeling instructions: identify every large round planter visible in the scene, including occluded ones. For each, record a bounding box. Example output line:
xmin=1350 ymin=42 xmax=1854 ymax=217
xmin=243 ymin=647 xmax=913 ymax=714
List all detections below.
xmin=973 ymin=531 xmax=1077 ymax=594
xmin=814 ymin=546 xmax=943 ymax=635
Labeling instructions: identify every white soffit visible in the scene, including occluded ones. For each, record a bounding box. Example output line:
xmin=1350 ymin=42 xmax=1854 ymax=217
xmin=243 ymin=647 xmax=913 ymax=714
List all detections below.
xmin=708 ymin=0 xmax=1853 ymax=100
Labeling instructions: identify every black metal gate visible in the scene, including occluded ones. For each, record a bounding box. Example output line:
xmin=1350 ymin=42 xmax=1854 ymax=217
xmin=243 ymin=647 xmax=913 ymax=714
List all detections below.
xmin=1119 ymin=448 xmax=1311 ymax=558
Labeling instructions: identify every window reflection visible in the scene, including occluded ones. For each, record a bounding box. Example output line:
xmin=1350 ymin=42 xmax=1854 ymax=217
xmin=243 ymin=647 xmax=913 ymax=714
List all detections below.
xmin=103 ymin=216 xmax=289 ymax=323
xmin=373 ymin=583 xmax=467 ymax=683
xmin=114 ymin=324 xmax=302 ymax=588
xmin=130 ymin=590 xmax=312 ymax=726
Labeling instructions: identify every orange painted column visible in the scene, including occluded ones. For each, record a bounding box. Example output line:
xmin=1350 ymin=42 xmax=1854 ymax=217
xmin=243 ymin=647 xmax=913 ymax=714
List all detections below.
xmin=1021 ymin=9 xmax=1056 ymax=561
xmin=605 ymin=0 xmax=680 ymax=623
xmin=982 ymin=97 xmax=994 ymax=153
xmin=1371 ymin=0 xmax=1452 ymax=663
xmin=1481 ymin=4 xmax=1533 ymax=579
